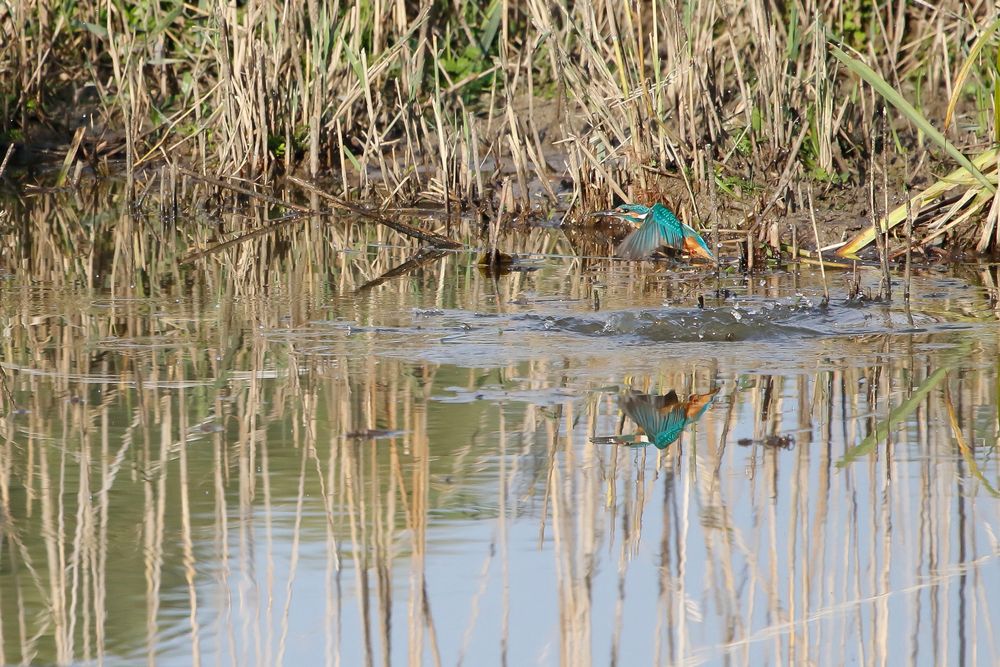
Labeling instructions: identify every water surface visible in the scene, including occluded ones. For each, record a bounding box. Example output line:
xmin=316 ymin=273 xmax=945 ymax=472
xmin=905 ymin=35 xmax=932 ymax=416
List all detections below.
xmin=0 ymin=185 xmax=998 ymax=666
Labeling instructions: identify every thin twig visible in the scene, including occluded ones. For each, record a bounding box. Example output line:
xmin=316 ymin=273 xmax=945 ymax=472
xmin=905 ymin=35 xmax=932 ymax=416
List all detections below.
xmin=807 ymin=184 xmax=829 ymax=304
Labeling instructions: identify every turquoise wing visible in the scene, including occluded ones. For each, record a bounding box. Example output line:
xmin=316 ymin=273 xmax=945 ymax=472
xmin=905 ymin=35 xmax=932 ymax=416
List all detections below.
xmin=620 ymin=390 xmax=689 ymax=450
xmin=653 ymin=421 xmax=688 ymax=449
xmin=616 ymin=217 xmax=667 ymax=259
xmin=615 ymin=204 xmax=686 ymax=259
xmin=649 ymin=204 xmax=687 ymax=248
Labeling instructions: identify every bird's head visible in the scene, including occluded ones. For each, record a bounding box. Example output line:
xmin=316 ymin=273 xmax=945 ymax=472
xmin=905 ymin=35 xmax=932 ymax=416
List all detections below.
xmin=593 ymin=203 xmax=650 ymax=226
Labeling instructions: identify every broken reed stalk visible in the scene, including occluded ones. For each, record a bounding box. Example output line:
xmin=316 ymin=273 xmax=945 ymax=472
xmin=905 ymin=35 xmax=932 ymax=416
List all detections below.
xmin=868 ymin=106 xmax=890 ymax=302
xmin=904 ymin=184 xmax=913 ymax=303
xmin=991 ymin=149 xmax=1000 ymax=252
xmin=807 ymin=184 xmax=829 ymax=304
xmin=880 ymin=106 xmax=892 ymax=302
xmin=705 ymin=144 xmax=720 ymax=275
xmin=0 ymin=359 xmax=16 ymax=413
xmin=170 ymin=161 xmax=179 ymax=223
xmin=55 ymin=126 xmax=86 ymax=187
xmin=0 ymin=143 xmax=14 ymax=179
xmin=488 ymin=178 xmax=511 ymax=264
xmin=158 ymin=165 xmax=167 ymax=220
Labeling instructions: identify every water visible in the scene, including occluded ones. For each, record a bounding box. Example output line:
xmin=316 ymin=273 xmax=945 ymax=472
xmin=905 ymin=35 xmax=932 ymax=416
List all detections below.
xmin=0 ymin=186 xmax=998 ymax=666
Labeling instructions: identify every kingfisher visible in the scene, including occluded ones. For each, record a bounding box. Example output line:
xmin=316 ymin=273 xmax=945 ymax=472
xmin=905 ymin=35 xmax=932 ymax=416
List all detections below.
xmin=594 ymin=203 xmax=714 ymax=261
xmin=618 ymin=386 xmax=719 ymax=449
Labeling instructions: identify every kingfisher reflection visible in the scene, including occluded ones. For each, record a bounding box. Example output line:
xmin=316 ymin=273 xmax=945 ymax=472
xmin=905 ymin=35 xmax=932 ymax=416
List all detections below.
xmin=594 ymin=386 xmax=719 ymax=449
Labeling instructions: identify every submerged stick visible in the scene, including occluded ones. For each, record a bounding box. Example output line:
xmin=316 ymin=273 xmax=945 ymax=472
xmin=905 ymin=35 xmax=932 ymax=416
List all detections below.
xmin=180 ymin=211 xmax=320 ymax=264
xmin=356 ymin=248 xmax=449 ymax=292
xmin=289 ymin=175 xmax=463 ymax=249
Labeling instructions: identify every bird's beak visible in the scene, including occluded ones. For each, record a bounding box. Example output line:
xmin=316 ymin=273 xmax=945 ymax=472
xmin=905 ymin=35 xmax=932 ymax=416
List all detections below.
xmin=592 ymin=209 xmax=616 ymax=218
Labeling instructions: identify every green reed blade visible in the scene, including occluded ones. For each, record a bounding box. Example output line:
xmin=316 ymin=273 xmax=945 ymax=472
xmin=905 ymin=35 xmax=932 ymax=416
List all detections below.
xmin=831 ymin=44 xmax=996 ymax=194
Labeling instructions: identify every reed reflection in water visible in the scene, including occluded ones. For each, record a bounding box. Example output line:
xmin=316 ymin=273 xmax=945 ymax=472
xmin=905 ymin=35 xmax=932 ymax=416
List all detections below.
xmin=0 ymin=182 xmax=997 ymax=665
xmin=0 ymin=300 xmax=997 ymax=665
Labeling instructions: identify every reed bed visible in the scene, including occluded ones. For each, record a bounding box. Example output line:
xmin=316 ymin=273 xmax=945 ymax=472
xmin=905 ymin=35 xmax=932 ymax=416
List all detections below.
xmin=3 ymin=2 xmax=999 ymax=246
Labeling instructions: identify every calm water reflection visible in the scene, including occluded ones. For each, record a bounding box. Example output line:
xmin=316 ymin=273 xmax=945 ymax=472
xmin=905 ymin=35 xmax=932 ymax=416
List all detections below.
xmin=0 ymin=186 xmax=998 ymax=666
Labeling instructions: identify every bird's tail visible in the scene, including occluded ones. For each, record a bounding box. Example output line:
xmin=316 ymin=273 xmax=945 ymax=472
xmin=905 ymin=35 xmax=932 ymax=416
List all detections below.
xmin=681 ymin=223 xmax=714 ymax=260
xmin=684 ymin=387 xmax=721 ymax=420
